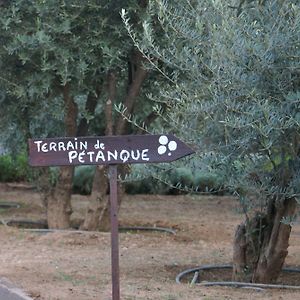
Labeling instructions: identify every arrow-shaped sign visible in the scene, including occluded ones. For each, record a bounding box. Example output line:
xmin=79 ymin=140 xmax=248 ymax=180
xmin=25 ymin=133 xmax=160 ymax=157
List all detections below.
xmin=28 ymin=133 xmax=195 ymax=300
xmin=28 ymin=134 xmax=195 ymax=167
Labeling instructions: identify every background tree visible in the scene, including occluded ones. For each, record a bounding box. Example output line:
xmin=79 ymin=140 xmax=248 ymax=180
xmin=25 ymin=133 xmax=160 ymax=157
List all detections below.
xmin=125 ymin=0 xmax=300 ymax=283
xmin=0 ymin=0 xmax=159 ymax=229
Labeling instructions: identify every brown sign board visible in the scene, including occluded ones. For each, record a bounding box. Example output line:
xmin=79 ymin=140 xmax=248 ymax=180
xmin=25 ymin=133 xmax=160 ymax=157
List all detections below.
xmin=28 ymin=134 xmax=195 ymax=167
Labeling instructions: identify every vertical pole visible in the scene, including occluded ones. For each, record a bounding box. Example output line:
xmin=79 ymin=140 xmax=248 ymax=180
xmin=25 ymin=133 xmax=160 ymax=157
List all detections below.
xmin=109 ymin=165 xmax=120 ymax=300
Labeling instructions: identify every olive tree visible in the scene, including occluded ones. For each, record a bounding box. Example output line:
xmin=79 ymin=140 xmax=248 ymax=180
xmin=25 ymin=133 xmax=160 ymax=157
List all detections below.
xmin=125 ymin=0 xmax=300 ymax=283
xmin=0 ymin=0 xmax=157 ymax=229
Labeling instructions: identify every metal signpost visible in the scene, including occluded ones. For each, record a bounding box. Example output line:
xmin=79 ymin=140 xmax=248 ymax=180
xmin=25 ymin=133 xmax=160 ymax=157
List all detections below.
xmin=28 ymin=134 xmax=194 ymax=300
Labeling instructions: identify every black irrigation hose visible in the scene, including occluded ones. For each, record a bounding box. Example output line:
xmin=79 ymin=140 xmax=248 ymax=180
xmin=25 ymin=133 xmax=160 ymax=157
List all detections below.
xmin=0 ymin=204 xmax=176 ymax=234
xmin=24 ymin=227 xmax=176 ymax=235
xmin=194 ymin=281 xmax=300 ymax=290
xmin=0 ymin=202 xmax=21 ymax=209
xmin=119 ymin=226 xmax=176 ymax=235
xmin=176 ymin=264 xmax=232 ymax=284
xmin=22 ymin=228 xmax=103 ymax=235
xmin=1 ymin=219 xmax=176 ymax=235
xmin=176 ymin=264 xmax=300 ymax=290
xmin=1 ymin=219 xmax=47 ymax=228
xmin=24 ymin=226 xmax=176 ymax=235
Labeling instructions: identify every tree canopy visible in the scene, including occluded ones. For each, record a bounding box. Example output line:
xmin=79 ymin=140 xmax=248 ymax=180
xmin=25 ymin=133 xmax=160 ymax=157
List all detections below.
xmin=0 ymin=0 xmax=153 ymax=148
xmin=126 ymin=0 xmax=300 ymax=283
xmin=0 ymin=0 xmax=159 ymax=230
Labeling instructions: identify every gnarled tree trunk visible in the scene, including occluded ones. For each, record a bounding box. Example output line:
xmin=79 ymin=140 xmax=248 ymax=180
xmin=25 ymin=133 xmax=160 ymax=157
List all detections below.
xmin=80 ymin=71 xmax=116 ymax=231
xmin=47 ymin=166 xmax=74 ymax=229
xmin=82 ymin=50 xmax=148 ymax=231
xmin=80 ymin=164 xmax=127 ymax=231
xmin=232 ymin=197 xmax=297 ymax=283
xmin=46 ymin=83 xmax=77 ymax=229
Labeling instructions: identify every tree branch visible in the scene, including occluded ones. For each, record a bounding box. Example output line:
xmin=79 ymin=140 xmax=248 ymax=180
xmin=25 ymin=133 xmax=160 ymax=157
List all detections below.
xmin=116 ymin=50 xmax=148 ymax=135
xmin=136 ymin=103 xmax=167 ymax=134
xmin=77 ymin=87 xmax=101 ymax=136
xmin=136 ymin=111 xmax=157 ymax=134
xmin=138 ymin=0 xmax=148 ymax=8
xmin=105 ymin=71 xmax=117 ymax=136
xmin=63 ymin=83 xmax=78 ymax=136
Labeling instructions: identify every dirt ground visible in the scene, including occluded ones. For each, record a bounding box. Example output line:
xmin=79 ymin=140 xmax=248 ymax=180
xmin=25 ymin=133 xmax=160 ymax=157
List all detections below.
xmin=0 ymin=183 xmax=300 ymax=300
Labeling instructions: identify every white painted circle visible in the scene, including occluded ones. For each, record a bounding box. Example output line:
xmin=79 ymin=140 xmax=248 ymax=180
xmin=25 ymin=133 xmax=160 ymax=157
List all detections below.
xmin=168 ymin=141 xmax=177 ymax=151
xmin=159 ymin=135 xmax=168 ymax=145
xmin=168 ymin=153 xmax=171 ymax=156
xmin=158 ymin=145 xmax=167 ymax=155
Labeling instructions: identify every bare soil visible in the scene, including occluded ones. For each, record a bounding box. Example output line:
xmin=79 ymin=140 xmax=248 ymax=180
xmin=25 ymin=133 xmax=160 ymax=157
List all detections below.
xmin=0 ymin=183 xmax=300 ymax=300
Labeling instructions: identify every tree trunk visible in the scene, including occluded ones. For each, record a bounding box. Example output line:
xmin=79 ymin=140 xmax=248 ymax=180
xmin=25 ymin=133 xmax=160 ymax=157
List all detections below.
xmin=115 ymin=50 xmax=148 ymax=135
xmin=77 ymin=87 xmax=101 ymax=136
xmin=46 ymin=83 xmax=77 ymax=229
xmin=253 ymin=197 xmax=296 ymax=283
xmin=80 ymin=165 xmax=109 ymax=231
xmin=47 ymin=166 xmax=74 ymax=229
xmin=82 ymin=50 xmax=148 ymax=231
xmin=80 ymin=72 xmax=116 ymax=231
xmin=80 ymin=164 xmax=126 ymax=231
xmin=232 ymin=197 xmax=297 ymax=283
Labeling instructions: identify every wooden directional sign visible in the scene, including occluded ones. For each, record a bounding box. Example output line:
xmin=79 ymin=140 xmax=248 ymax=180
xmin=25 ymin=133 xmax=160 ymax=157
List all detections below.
xmin=28 ymin=134 xmax=194 ymax=167
xmin=28 ymin=133 xmax=194 ymax=300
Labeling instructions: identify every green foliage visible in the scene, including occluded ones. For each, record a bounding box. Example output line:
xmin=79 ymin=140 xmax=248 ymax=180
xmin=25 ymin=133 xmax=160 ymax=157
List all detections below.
xmin=126 ymin=0 xmax=300 ymax=207
xmin=71 ymin=163 xmax=224 ymax=195
xmin=0 ymin=0 xmax=153 ymax=149
xmin=166 ymin=167 xmax=224 ymax=194
xmin=0 ymin=155 xmax=15 ymax=182
xmin=169 ymin=167 xmax=194 ymax=188
xmin=194 ymin=171 xmax=224 ymax=193
xmin=73 ymin=166 xmax=95 ymax=195
xmin=0 ymin=0 xmax=135 ymax=91
xmin=14 ymin=151 xmax=30 ymax=180
xmin=71 ymin=164 xmax=168 ymax=195
xmin=48 ymin=167 xmax=60 ymax=187
xmin=0 ymin=152 xmax=33 ymax=182
xmin=124 ymin=164 xmax=225 ymax=194
xmin=125 ymin=177 xmax=167 ymax=194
